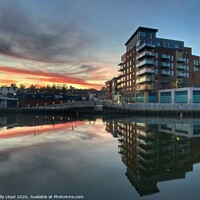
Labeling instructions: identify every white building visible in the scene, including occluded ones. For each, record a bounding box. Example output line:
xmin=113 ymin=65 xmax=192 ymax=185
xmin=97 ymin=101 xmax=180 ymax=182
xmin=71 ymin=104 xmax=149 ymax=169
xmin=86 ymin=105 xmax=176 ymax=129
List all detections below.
xmin=158 ymin=87 xmax=200 ymax=104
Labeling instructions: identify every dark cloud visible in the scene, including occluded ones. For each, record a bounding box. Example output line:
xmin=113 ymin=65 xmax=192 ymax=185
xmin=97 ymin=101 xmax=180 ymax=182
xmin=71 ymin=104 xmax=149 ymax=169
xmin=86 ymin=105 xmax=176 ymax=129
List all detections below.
xmin=0 ymin=0 xmax=96 ymax=63
xmin=80 ymin=65 xmax=94 ymax=72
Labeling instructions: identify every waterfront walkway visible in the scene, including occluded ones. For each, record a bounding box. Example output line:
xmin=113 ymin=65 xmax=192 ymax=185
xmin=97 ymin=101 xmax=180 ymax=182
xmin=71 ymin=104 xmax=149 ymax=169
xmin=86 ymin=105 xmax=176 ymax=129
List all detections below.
xmin=17 ymin=101 xmax=200 ymax=116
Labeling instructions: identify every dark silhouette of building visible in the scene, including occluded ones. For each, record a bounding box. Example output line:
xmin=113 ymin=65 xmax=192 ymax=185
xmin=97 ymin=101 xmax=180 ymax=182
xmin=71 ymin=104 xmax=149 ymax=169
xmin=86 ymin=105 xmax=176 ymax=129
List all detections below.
xmin=106 ymin=118 xmax=200 ymax=196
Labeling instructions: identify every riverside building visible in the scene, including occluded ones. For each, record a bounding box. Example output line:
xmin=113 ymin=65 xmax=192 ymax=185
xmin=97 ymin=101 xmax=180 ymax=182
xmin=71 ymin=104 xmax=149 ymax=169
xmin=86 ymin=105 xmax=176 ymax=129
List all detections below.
xmin=114 ymin=26 xmax=200 ymax=103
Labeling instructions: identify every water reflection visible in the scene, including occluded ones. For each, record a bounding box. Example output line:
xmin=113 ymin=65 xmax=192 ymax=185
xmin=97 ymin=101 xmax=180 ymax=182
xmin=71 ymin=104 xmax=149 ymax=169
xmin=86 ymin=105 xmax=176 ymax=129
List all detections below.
xmin=105 ymin=117 xmax=200 ymax=197
xmin=0 ymin=114 xmax=200 ymax=199
xmin=0 ymin=114 xmax=97 ymax=152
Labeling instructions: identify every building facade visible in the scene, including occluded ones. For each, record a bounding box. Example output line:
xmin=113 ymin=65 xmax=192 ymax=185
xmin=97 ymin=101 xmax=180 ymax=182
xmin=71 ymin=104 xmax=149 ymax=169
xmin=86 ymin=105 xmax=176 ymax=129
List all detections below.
xmin=117 ymin=27 xmax=200 ymax=103
xmin=158 ymin=87 xmax=200 ymax=103
xmin=105 ymin=77 xmax=119 ymax=101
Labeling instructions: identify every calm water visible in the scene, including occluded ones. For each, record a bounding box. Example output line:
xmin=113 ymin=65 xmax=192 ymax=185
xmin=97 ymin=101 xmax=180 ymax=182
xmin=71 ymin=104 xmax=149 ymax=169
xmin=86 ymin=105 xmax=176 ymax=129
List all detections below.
xmin=0 ymin=114 xmax=200 ymax=200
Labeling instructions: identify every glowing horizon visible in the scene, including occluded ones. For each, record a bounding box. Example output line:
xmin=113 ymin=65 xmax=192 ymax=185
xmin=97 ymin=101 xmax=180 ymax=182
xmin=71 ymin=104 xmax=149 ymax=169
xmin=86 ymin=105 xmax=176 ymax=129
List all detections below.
xmin=0 ymin=0 xmax=200 ymax=90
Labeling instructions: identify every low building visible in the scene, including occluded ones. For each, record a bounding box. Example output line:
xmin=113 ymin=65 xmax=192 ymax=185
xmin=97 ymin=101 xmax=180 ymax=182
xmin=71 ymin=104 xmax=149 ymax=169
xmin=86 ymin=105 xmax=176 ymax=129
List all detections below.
xmin=105 ymin=77 xmax=118 ymax=101
xmin=158 ymin=87 xmax=200 ymax=103
xmin=0 ymin=87 xmax=19 ymax=109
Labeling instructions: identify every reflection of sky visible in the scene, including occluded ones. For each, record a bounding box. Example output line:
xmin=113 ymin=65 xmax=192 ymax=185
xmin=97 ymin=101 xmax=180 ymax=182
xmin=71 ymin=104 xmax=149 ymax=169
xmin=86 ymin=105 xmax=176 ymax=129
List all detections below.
xmin=0 ymin=118 xmax=200 ymax=199
xmin=0 ymin=118 xmax=133 ymax=200
xmin=0 ymin=119 xmax=112 ymax=152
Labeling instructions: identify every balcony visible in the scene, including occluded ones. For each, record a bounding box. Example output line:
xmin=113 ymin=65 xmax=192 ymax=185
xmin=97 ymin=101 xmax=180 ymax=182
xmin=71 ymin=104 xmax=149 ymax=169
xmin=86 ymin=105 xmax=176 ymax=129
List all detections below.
xmin=161 ymin=70 xmax=171 ymax=76
xmin=136 ymin=77 xmax=154 ymax=84
xmin=136 ymin=68 xmax=155 ymax=76
xmin=118 ymin=62 xmax=124 ymax=66
xmin=161 ymin=54 xmax=171 ymax=60
xmin=177 ymin=72 xmax=187 ymax=78
xmin=161 ymin=79 xmax=170 ymax=84
xmin=117 ymin=75 xmax=123 ymax=79
xmin=118 ymin=65 xmax=124 ymax=71
xmin=136 ymin=51 xmax=155 ymax=60
xmin=136 ymin=59 xmax=155 ymax=68
xmin=177 ymin=58 xmax=186 ymax=63
xmin=136 ymin=43 xmax=155 ymax=52
xmin=137 ymin=85 xmax=154 ymax=91
xmin=161 ymin=62 xmax=171 ymax=68
xmin=177 ymin=64 xmax=187 ymax=70
xmin=117 ymin=80 xmax=124 ymax=85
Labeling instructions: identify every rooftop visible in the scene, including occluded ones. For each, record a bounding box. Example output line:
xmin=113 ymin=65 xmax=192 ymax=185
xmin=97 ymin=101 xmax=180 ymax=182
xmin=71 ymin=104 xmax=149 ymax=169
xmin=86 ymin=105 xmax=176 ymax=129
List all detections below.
xmin=125 ymin=26 xmax=158 ymax=45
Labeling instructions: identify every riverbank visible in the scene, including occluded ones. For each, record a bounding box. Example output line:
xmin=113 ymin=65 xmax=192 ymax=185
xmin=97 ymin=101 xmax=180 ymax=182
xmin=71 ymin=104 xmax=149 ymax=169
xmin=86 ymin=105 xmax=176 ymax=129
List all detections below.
xmin=1 ymin=101 xmax=200 ymax=117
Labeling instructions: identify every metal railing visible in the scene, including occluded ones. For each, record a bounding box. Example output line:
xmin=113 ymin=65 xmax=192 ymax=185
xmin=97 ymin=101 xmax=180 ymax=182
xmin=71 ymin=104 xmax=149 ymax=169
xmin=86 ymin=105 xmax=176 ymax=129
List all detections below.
xmin=104 ymin=101 xmax=200 ymax=112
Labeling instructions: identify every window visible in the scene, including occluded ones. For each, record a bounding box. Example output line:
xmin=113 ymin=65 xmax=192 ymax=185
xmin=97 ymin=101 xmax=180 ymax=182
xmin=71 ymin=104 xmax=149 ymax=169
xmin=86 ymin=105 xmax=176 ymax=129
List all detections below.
xmin=175 ymin=91 xmax=187 ymax=103
xmin=163 ymin=43 xmax=166 ymax=47
xmin=156 ymin=41 xmax=161 ymax=47
xmin=193 ymin=91 xmax=200 ymax=103
xmin=156 ymin=61 xmax=158 ymax=66
xmin=175 ymin=44 xmax=179 ymax=49
xmin=160 ymin=92 xmax=172 ymax=103
xmin=140 ymin=32 xmax=146 ymax=37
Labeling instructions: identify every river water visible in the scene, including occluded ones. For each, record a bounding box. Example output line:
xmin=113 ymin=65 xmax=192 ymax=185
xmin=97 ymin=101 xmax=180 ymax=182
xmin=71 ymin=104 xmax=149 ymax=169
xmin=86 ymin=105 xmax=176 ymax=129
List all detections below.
xmin=0 ymin=114 xmax=200 ymax=200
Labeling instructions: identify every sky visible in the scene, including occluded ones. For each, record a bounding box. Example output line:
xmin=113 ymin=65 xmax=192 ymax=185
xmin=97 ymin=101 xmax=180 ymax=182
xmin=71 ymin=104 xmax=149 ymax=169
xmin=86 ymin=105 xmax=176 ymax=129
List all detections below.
xmin=0 ymin=0 xmax=200 ymax=89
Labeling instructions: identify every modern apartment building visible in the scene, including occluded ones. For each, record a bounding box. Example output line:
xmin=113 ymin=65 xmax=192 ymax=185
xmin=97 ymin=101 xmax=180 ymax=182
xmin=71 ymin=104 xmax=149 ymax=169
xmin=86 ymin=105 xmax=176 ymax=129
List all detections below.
xmin=116 ymin=26 xmax=200 ymax=102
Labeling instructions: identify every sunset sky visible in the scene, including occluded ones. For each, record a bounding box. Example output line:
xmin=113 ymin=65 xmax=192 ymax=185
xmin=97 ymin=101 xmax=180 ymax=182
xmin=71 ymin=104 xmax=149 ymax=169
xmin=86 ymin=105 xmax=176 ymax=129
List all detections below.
xmin=0 ymin=0 xmax=200 ymax=89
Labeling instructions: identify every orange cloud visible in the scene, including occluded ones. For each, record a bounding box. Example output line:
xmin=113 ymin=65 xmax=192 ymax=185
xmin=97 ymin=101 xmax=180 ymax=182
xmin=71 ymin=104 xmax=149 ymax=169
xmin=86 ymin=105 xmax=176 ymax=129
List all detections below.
xmin=0 ymin=79 xmax=17 ymax=85
xmin=0 ymin=65 xmax=102 ymax=89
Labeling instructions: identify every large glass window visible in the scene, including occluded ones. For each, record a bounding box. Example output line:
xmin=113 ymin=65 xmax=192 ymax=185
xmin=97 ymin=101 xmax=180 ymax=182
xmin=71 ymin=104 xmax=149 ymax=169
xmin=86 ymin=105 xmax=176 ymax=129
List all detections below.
xmin=149 ymin=92 xmax=156 ymax=102
xmin=136 ymin=93 xmax=144 ymax=102
xmin=160 ymin=92 xmax=171 ymax=103
xmin=193 ymin=90 xmax=200 ymax=103
xmin=175 ymin=91 xmax=187 ymax=103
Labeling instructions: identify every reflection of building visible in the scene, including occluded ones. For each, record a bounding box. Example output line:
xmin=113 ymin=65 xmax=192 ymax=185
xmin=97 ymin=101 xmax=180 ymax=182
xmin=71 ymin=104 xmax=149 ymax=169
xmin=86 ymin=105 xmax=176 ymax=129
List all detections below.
xmin=105 ymin=120 xmax=119 ymax=138
xmin=106 ymin=118 xmax=200 ymax=196
xmin=159 ymin=122 xmax=200 ymax=138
